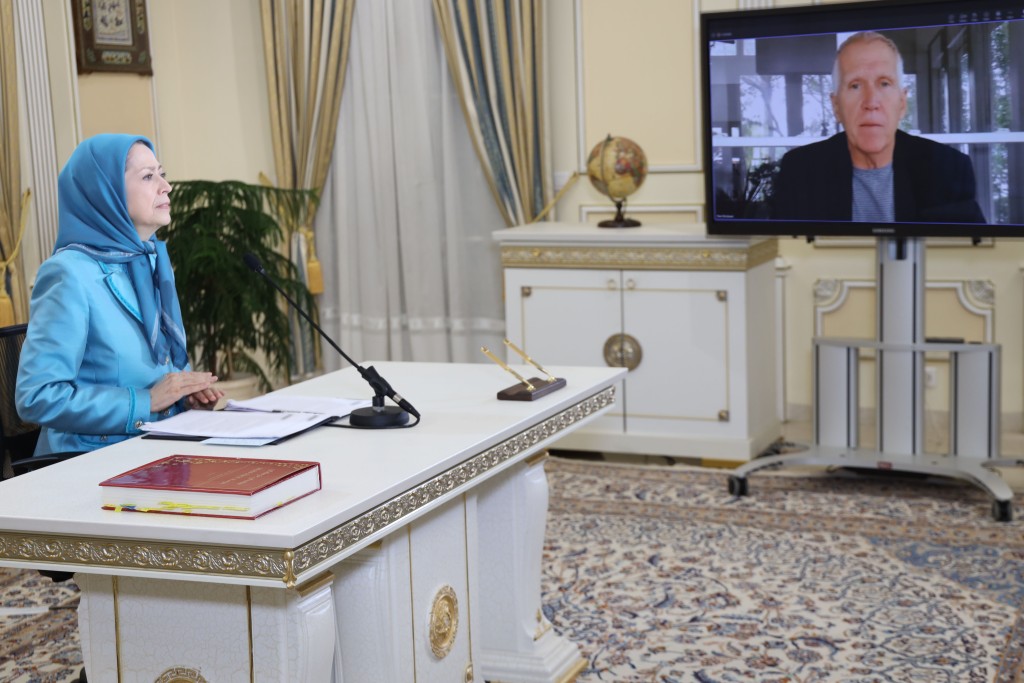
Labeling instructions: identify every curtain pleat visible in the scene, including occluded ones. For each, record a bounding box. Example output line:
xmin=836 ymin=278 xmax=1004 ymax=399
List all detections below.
xmin=314 ymin=0 xmax=507 ymax=366
xmin=432 ymin=0 xmax=549 ymax=227
xmin=262 ymin=0 xmax=353 ymax=195
xmin=0 ymin=1 xmax=27 ymax=325
xmin=260 ymin=0 xmax=355 ymax=376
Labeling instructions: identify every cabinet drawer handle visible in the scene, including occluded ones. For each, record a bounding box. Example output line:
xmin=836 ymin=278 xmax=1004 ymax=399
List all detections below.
xmin=607 ymin=279 xmax=618 ymax=290
xmin=626 ymin=278 xmax=636 ymax=290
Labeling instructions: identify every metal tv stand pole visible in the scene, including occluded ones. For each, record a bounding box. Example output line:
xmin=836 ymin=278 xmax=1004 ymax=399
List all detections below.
xmin=727 ymin=236 xmax=1014 ymax=521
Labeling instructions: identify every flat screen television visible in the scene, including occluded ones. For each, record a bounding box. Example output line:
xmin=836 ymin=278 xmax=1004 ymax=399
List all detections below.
xmin=700 ymin=0 xmax=1024 ymax=238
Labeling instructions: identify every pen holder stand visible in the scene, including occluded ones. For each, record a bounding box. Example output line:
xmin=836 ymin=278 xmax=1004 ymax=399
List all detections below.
xmin=497 ymin=377 xmax=567 ymax=401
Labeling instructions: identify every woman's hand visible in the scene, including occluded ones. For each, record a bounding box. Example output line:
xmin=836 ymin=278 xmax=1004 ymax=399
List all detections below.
xmin=186 ymin=385 xmax=225 ymax=410
xmin=150 ymin=371 xmax=220 ymax=412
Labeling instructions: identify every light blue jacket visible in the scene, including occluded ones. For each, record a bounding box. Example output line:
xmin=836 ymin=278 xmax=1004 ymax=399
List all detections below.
xmin=16 ymin=249 xmax=187 ymax=454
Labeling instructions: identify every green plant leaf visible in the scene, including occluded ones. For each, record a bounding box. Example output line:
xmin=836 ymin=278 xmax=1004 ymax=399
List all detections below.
xmin=163 ymin=180 xmax=320 ymax=392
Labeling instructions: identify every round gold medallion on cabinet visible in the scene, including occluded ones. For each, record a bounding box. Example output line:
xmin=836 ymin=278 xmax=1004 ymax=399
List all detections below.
xmin=429 ymin=585 xmax=459 ymax=659
xmin=603 ymin=333 xmax=643 ymax=371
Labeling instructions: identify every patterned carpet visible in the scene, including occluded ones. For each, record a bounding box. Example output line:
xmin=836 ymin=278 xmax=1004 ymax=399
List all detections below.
xmin=4 ymin=458 xmax=1024 ymax=682
xmin=0 ymin=568 xmax=81 ymax=683
xmin=542 ymin=456 xmax=1024 ymax=683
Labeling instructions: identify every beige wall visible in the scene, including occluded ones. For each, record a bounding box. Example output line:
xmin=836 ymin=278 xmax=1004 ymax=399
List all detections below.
xmin=148 ymin=0 xmax=273 ymax=183
xmin=78 ymin=72 xmax=156 ymax=140
xmin=547 ymin=0 xmax=1024 ymax=422
xmin=42 ymin=0 xmax=272 ymax=182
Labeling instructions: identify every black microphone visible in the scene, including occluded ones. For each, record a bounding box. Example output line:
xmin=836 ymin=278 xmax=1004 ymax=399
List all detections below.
xmin=243 ymin=253 xmax=419 ymax=428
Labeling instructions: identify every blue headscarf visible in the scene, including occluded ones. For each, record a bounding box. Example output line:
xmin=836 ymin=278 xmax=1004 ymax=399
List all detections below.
xmin=55 ymin=133 xmax=188 ymax=369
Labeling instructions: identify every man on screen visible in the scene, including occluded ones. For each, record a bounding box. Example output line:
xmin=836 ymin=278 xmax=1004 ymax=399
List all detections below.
xmin=770 ymin=31 xmax=986 ymax=224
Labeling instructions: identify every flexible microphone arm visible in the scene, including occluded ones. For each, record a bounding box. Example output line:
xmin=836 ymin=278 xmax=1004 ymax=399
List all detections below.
xmin=242 ymin=253 xmax=420 ymax=422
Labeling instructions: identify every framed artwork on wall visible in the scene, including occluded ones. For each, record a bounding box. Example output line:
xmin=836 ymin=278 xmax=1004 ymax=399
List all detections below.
xmin=72 ymin=0 xmax=152 ymax=75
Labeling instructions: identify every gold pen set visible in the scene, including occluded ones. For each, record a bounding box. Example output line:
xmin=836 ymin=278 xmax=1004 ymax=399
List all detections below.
xmin=481 ymin=346 xmax=536 ymax=391
xmin=481 ymin=340 xmax=567 ymax=401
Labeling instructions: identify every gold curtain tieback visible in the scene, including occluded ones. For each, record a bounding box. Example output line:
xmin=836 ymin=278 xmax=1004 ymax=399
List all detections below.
xmin=301 ymin=227 xmax=324 ymax=295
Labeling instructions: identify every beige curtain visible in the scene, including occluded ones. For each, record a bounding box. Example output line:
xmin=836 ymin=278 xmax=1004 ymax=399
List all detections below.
xmin=261 ymin=0 xmax=355 ymax=374
xmin=313 ymin=0 xmax=507 ymax=366
xmin=0 ymin=1 xmax=28 ymax=325
xmin=432 ymin=0 xmax=549 ymax=227
xmin=261 ymin=0 xmax=354 ymax=197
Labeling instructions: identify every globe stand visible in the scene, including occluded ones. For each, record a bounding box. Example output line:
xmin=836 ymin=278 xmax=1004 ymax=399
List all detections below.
xmin=598 ymin=200 xmax=641 ymax=228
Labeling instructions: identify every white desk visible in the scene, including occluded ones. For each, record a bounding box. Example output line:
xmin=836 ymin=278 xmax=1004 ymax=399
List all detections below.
xmin=0 ymin=362 xmax=625 ymax=683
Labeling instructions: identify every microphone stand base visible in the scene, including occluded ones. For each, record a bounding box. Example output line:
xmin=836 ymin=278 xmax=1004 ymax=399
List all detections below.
xmin=350 ymin=405 xmax=410 ymax=428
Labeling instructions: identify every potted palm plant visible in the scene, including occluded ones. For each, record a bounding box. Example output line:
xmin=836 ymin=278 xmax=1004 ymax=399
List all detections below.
xmin=163 ymin=180 xmax=318 ymax=392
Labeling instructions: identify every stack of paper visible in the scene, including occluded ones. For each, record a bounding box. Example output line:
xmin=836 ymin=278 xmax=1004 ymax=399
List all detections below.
xmin=139 ymin=395 xmax=372 ymax=445
xmin=225 ymin=395 xmax=370 ymax=416
xmin=140 ymin=410 xmax=328 ymax=440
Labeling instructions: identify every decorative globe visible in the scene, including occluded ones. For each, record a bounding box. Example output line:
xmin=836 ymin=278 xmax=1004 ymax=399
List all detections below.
xmin=586 ymin=135 xmax=648 ymax=227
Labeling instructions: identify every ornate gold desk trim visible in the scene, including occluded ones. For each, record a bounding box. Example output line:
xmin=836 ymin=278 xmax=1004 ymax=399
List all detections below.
xmin=500 ymin=239 xmax=777 ymax=271
xmin=0 ymin=386 xmax=615 ymax=585
xmin=0 ymin=534 xmax=290 ymax=580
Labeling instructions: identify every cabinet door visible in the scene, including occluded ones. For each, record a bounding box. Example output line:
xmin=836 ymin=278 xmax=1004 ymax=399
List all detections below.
xmin=621 ymin=270 xmax=730 ymax=432
xmin=503 ymin=268 xmax=624 ymax=430
xmin=504 ymin=268 xmax=622 ymax=367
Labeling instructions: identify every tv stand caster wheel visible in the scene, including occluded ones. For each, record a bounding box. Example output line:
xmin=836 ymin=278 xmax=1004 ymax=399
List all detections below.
xmin=727 ymin=475 xmax=748 ymax=497
xmin=992 ymin=499 xmax=1013 ymax=522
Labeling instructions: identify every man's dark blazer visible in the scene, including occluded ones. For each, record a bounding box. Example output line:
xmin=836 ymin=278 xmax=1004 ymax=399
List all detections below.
xmin=770 ymin=130 xmax=986 ymax=223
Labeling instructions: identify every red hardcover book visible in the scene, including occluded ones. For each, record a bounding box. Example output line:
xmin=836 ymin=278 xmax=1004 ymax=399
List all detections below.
xmin=99 ymin=454 xmax=321 ymax=519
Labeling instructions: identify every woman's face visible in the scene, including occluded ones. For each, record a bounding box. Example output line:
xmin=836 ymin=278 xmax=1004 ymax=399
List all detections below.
xmin=124 ymin=143 xmax=172 ymax=241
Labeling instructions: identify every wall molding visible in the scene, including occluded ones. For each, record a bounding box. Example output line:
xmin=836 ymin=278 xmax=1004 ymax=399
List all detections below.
xmin=814 ymin=278 xmax=995 ymax=342
xmin=578 ymin=203 xmax=704 ymax=224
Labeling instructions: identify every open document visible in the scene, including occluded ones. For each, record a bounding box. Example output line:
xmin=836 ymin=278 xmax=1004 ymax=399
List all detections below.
xmin=139 ymin=409 xmax=332 ymax=441
xmin=224 ymin=395 xmax=371 ymax=416
xmin=139 ymin=396 xmax=373 ymax=445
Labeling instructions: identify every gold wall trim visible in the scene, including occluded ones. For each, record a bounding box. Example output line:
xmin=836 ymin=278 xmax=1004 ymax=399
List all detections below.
xmin=500 ymin=239 xmax=777 ymax=271
xmin=0 ymin=387 xmax=616 ymax=585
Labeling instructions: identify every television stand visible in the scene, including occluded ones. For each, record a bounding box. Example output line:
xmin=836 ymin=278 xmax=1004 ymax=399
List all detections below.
xmin=727 ymin=237 xmax=1014 ymax=521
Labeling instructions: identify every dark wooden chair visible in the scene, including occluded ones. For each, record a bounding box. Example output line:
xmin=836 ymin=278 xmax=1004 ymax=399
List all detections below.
xmin=0 ymin=323 xmax=83 ymax=477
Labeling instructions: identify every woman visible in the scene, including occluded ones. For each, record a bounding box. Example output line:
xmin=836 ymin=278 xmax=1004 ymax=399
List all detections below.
xmin=16 ymin=134 xmax=222 ymax=455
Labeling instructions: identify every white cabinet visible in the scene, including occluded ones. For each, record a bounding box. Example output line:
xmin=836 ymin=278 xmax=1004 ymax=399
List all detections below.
xmin=494 ymin=223 xmax=780 ymax=461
